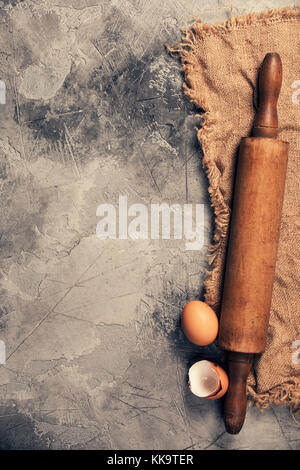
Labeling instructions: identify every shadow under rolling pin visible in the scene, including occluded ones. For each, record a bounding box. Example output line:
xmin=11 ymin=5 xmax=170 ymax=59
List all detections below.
xmin=218 ymin=53 xmax=289 ymax=434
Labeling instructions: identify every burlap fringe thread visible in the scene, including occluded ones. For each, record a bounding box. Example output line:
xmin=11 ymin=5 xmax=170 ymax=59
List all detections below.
xmin=167 ymin=6 xmax=300 ymax=417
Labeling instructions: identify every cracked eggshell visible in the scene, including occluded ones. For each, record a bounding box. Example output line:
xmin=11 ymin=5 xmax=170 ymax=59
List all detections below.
xmin=188 ymin=360 xmax=229 ymax=400
xmin=181 ymin=301 xmax=218 ymax=346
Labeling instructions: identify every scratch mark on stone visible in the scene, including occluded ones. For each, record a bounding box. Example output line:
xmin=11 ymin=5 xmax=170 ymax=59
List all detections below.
xmin=171 ymin=393 xmax=184 ymax=420
xmin=270 ymin=407 xmax=293 ymax=450
xmin=64 ymin=123 xmax=81 ymax=177
xmin=53 ymin=312 xmax=96 ymax=325
xmin=128 ymin=392 xmax=169 ymax=404
xmin=136 ymin=96 xmax=160 ymax=102
xmin=5 ymin=420 xmax=31 ymax=433
xmin=112 ymin=395 xmax=173 ymax=426
xmin=176 ymin=354 xmax=194 ymax=449
xmin=145 ymin=293 xmax=181 ymax=309
xmin=9 ymin=19 xmax=29 ymax=172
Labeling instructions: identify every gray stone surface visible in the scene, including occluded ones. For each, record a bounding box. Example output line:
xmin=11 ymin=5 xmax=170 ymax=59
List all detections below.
xmin=0 ymin=0 xmax=299 ymax=450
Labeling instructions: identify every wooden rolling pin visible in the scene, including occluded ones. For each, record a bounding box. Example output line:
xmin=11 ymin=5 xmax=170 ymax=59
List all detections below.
xmin=218 ymin=53 xmax=289 ymax=434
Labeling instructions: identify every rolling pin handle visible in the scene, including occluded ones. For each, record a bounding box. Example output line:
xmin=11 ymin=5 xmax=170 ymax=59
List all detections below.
xmin=253 ymin=52 xmax=282 ymax=139
xmin=223 ymin=352 xmax=254 ymax=434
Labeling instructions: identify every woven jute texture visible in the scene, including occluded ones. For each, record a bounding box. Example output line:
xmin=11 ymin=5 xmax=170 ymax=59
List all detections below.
xmin=170 ymin=7 xmax=300 ymax=413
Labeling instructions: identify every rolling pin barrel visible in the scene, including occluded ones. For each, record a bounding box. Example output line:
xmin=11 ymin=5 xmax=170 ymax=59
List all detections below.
xmin=219 ymin=53 xmax=289 ymax=434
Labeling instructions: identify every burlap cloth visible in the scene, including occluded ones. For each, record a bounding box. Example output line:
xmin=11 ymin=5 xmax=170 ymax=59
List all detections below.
xmin=169 ymin=7 xmax=300 ymax=414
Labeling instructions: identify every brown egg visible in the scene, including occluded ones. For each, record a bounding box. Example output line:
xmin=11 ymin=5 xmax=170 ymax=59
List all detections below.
xmin=181 ymin=300 xmax=218 ymax=346
xmin=188 ymin=360 xmax=229 ymax=400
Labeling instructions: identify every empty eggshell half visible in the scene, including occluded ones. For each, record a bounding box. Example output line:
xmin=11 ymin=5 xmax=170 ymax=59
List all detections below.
xmin=188 ymin=360 xmax=229 ymax=400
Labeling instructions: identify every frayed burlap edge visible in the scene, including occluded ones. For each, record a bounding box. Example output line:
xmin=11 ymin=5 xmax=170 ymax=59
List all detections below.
xmin=248 ymin=381 xmax=300 ymax=421
xmin=167 ymin=6 xmax=300 ymax=414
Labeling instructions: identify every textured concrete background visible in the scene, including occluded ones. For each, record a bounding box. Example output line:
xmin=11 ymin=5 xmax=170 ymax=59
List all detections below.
xmin=0 ymin=0 xmax=299 ymax=450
